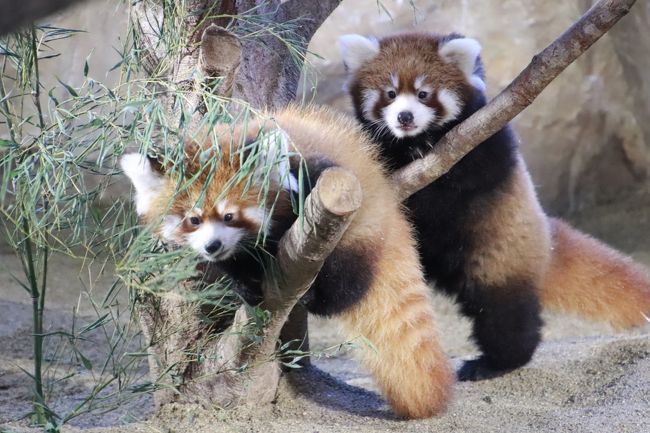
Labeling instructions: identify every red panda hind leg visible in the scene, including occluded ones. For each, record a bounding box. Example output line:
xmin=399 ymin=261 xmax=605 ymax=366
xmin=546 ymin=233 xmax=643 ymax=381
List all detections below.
xmin=541 ymin=218 xmax=650 ymax=329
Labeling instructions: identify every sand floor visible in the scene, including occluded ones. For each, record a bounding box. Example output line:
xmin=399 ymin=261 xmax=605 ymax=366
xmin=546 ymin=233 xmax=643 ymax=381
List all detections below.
xmin=1 ymin=200 xmax=649 ymax=433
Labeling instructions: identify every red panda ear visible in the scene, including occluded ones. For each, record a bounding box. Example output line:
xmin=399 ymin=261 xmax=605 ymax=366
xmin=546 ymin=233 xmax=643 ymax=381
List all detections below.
xmin=439 ymin=37 xmax=482 ymax=84
xmin=253 ymin=128 xmax=298 ymax=193
xmin=338 ymin=34 xmax=380 ymax=73
xmin=119 ymin=153 xmax=167 ymax=215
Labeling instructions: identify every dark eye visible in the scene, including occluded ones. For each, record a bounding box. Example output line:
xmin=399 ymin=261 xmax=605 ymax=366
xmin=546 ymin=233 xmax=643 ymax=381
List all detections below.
xmin=387 ymin=90 xmax=396 ymax=99
xmin=189 ymin=216 xmax=201 ymax=226
xmin=418 ymin=91 xmax=428 ymax=99
xmin=223 ymin=213 xmax=234 ymax=223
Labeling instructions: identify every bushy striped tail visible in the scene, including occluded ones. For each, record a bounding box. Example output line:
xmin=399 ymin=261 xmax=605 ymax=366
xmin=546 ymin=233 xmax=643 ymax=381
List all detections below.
xmin=541 ymin=217 xmax=650 ymax=329
xmin=338 ymin=250 xmax=454 ymax=419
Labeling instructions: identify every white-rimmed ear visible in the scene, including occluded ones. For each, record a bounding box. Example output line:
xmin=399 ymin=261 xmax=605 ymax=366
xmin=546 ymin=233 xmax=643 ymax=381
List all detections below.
xmin=338 ymin=34 xmax=380 ymax=73
xmin=256 ymin=128 xmax=299 ymax=193
xmin=120 ymin=153 xmax=166 ymax=215
xmin=439 ymin=37 xmax=482 ymax=83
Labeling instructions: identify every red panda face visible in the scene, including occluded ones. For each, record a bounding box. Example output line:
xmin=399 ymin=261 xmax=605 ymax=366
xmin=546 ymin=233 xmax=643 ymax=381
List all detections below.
xmin=120 ymin=126 xmax=297 ymax=262
xmin=169 ymin=194 xmax=267 ymax=262
xmin=339 ymin=33 xmax=485 ymax=138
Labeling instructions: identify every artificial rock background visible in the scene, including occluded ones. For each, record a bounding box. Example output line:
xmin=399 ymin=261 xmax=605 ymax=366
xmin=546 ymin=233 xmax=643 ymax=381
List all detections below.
xmin=8 ymin=0 xmax=650 ymax=215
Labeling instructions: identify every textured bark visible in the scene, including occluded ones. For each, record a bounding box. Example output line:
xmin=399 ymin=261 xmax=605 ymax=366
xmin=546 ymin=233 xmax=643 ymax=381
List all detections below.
xmin=230 ymin=0 xmax=342 ymax=110
xmin=392 ymin=0 xmax=638 ymax=201
xmin=0 ymin=0 xmax=87 ymax=35
xmin=132 ymin=0 xmax=343 ymax=409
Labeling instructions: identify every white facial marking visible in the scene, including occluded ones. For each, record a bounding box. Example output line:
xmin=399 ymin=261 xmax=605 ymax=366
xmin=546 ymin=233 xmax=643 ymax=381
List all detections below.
xmin=189 ymin=207 xmax=203 ymax=217
xmin=119 ymin=153 xmax=165 ymax=216
xmin=437 ymin=89 xmax=463 ymax=124
xmin=160 ymin=215 xmax=182 ymax=242
xmin=216 ymin=200 xmax=228 ymax=216
xmin=243 ymin=207 xmax=268 ymax=232
xmin=383 ymin=94 xmax=435 ymax=138
xmin=390 ymin=73 xmax=399 ymax=88
xmin=361 ymin=89 xmax=380 ymax=121
xmin=186 ymin=221 xmax=246 ymax=262
xmin=414 ymin=74 xmax=427 ymax=89
xmin=439 ymin=37 xmax=482 ymax=83
xmin=338 ymin=34 xmax=380 ymax=72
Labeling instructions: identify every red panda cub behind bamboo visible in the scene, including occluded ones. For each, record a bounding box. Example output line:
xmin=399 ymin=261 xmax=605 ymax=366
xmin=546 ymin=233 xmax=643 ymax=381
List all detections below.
xmin=120 ymin=105 xmax=454 ymax=419
xmin=339 ymin=32 xmax=650 ymax=381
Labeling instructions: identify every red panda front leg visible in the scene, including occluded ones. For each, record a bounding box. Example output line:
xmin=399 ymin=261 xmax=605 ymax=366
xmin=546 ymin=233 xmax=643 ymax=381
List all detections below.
xmin=451 ymin=161 xmax=549 ymax=381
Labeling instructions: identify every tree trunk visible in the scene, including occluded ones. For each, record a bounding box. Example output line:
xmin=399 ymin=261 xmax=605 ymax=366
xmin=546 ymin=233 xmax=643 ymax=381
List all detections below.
xmin=131 ymin=0 xmax=342 ymax=409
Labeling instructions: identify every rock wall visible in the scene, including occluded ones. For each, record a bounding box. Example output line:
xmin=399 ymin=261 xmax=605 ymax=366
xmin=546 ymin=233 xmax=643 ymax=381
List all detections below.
xmin=4 ymin=0 xmax=649 ymax=215
xmin=305 ymin=0 xmax=650 ymax=214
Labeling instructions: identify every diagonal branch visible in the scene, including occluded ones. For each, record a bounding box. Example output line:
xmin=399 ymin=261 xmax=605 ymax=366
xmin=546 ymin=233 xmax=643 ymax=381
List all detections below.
xmin=392 ymin=0 xmax=638 ymax=201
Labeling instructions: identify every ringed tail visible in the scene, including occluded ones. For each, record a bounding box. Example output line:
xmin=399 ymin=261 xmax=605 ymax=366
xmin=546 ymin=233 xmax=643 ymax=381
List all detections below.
xmin=541 ymin=217 xmax=650 ymax=329
xmin=338 ymin=238 xmax=454 ymax=419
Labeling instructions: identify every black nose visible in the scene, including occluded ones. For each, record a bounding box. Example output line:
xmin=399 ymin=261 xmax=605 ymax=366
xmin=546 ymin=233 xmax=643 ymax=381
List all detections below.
xmin=397 ymin=111 xmax=414 ymax=125
xmin=205 ymin=240 xmax=223 ymax=255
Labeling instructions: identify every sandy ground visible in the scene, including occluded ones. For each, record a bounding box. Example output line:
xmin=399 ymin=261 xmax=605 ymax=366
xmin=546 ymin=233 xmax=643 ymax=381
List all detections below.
xmin=1 ymin=200 xmax=649 ymax=433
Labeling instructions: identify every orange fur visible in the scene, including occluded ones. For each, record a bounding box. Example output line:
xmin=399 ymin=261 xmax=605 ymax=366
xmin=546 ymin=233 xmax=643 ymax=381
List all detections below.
xmin=542 ymin=218 xmax=650 ymax=329
xmin=340 ymin=232 xmax=453 ymax=418
xmin=468 ymin=159 xmax=551 ymax=288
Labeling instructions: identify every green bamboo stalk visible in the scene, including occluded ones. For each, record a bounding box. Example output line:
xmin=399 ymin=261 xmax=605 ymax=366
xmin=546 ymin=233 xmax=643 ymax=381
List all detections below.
xmin=22 ymin=214 xmax=46 ymax=425
xmin=27 ymin=24 xmax=51 ymax=427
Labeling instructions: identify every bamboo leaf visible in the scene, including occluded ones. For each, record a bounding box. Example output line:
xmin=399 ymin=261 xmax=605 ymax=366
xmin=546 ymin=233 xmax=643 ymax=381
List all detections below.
xmin=56 ymin=78 xmax=78 ymax=97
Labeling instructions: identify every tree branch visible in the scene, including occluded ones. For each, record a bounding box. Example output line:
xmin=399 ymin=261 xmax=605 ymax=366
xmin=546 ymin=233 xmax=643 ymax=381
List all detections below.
xmin=244 ymin=167 xmax=362 ymax=365
xmin=0 ymin=0 xmax=87 ymax=35
xmin=392 ymin=0 xmax=638 ymax=201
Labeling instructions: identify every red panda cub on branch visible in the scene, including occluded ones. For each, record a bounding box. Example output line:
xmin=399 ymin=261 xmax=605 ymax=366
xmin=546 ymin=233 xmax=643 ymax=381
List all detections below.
xmin=120 ymin=106 xmax=454 ymax=419
xmin=339 ymin=32 xmax=650 ymax=381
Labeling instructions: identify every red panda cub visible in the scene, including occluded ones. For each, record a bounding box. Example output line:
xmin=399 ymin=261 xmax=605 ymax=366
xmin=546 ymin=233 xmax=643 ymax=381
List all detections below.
xmin=339 ymin=32 xmax=650 ymax=381
xmin=120 ymin=105 xmax=454 ymax=419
